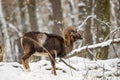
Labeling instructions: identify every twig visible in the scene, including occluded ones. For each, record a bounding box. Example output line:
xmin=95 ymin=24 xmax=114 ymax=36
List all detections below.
xmin=77 ymin=15 xmax=110 ymax=31
xmin=110 ymin=35 xmax=119 ymax=58
xmin=68 ymin=57 xmax=73 ymax=76
xmin=104 ymin=27 xmax=120 ymax=41
xmin=59 ymin=58 xmax=78 ymax=71
xmin=86 ymin=45 xmax=97 ymax=61
xmin=78 ymin=15 xmax=93 ymax=30
xmin=83 ymin=58 xmax=89 ymax=80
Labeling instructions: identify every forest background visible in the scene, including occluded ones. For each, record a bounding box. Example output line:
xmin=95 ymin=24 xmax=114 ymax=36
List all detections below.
xmin=0 ymin=0 xmax=120 ymax=62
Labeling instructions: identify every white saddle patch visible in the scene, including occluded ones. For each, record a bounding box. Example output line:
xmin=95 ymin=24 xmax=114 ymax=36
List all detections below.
xmin=37 ymin=33 xmax=47 ymax=46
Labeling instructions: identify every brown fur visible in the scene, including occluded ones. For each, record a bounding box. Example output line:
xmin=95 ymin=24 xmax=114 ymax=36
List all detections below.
xmin=0 ymin=46 xmax=3 ymax=62
xmin=20 ymin=26 xmax=82 ymax=75
xmin=63 ymin=26 xmax=82 ymax=51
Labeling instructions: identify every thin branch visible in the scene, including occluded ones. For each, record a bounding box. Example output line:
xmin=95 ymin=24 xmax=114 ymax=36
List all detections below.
xmin=59 ymin=58 xmax=78 ymax=71
xmin=78 ymin=15 xmax=93 ymax=30
xmin=111 ymin=35 xmax=119 ymax=58
xmin=7 ymin=22 xmax=22 ymax=37
xmin=86 ymin=45 xmax=97 ymax=61
xmin=66 ymin=38 xmax=120 ymax=58
xmin=104 ymin=27 xmax=120 ymax=41
xmin=111 ymin=43 xmax=119 ymax=58
xmin=77 ymin=15 xmax=110 ymax=31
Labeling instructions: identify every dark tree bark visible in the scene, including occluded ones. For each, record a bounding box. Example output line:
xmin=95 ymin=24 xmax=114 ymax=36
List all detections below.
xmin=78 ymin=0 xmax=87 ymax=24
xmin=27 ymin=0 xmax=38 ymax=31
xmin=83 ymin=0 xmax=93 ymax=59
xmin=78 ymin=0 xmax=93 ymax=59
xmin=18 ymin=0 xmax=27 ymax=33
xmin=0 ymin=0 xmax=13 ymax=61
xmin=95 ymin=0 xmax=110 ymax=59
xmin=49 ymin=0 xmax=63 ymax=36
xmin=67 ymin=0 xmax=76 ymax=25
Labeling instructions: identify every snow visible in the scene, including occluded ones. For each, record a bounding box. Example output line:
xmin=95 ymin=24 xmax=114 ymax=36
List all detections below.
xmin=67 ymin=38 xmax=120 ymax=57
xmin=78 ymin=2 xmax=85 ymax=7
xmin=0 ymin=57 xmax=119 ymax=80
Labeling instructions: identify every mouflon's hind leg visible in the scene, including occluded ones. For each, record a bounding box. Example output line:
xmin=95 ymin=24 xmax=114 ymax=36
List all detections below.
xmin=49 ymin=50 xmax=57 ymax=75
xmin=51 ymin=59 xmax=56 ymax=75
xmin=22 ymin=54 xmax=31 ymax=71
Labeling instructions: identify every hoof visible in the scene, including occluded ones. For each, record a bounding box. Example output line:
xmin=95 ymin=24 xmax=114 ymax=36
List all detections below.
xmin=24 ymin=68 xmax=31 ymax=72
xmin=52 ymin=71 xmax=57 ymax=75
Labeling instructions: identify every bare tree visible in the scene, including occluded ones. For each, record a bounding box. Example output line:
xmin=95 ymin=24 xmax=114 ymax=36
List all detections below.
xmin=94 ymin=0 xmax=110 ymax=59
xmin=77 ymin=0 xmax=110 ymax=60
xmin=27 ymin=0 xmax=38 ymax=31
xmin=18 ymin=0 xmax=27 ymax=33
xmin=78 ymin=0 xmax=93 ymax=59
xmin=0 ymin=0 xmax=13 ymax=61
xmin=83 ymin=0 xmax=93 ymax=59
xmin=78 ymin=0 xmax=86 ymax=25
xmin=109 ymin=0 xmax=120 ymax=58
xmin=49 ymin=0 xmax=63 ymax=36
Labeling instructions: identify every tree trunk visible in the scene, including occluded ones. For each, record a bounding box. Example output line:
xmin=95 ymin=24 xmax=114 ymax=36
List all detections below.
xmin=78 ymin=0 xmax=86 ymax=25
xmin=49 ymin=0 xmax=63 ymax=36
xmin=0 ymin=0 xmax=13 ymax=62
xmin=67 ymin=0 xmax=77 ymax=25
xmin=78 ymin=0 xmax=93 ymax=59
xmin=27 ymin=0 xmax=38 ymax=31
xmin=108 ymin=0 xmax=120 ymax=58
xmin=95 ymin=0 xmax=110 ymax=59
xmin=83 ymin=0 xmax=93 ymax=59
xmin=18 ymin=0 xmax=27 ymax=33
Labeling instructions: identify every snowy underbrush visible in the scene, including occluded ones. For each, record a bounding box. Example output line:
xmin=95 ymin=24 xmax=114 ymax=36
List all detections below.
xmin=0 ymin=57 xmax=119 ymax=80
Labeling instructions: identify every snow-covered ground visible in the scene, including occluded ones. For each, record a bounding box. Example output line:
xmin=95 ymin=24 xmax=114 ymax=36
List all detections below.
xmin=0 ymin=57 xmax=119 ymax=80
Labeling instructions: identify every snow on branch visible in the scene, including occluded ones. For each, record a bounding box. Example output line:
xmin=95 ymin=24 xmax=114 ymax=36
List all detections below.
xmin=77 ymin=15 xmax=93 ymax=30
xmin=66 ymin=38 xmax=120 ymax=58
xmin=77 ymin=15 xmax=110 ymax=31
xmin=7 ymin=22 xmax=22 ymax=37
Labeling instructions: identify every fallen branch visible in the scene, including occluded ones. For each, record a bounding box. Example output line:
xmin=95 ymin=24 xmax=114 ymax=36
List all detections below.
xmin=66 ymin=38 xmax=120 ymax=58
xmin=59 ymin=58 xmax=78 ymax=71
